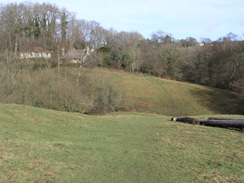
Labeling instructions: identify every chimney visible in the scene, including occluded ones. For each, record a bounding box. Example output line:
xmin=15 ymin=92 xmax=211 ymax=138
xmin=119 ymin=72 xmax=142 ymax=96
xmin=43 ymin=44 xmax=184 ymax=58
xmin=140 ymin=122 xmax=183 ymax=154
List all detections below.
xmin=86 ymin=46 xmax=90 ymax=54
xmin=62 ymin=48 xmax=65 ymax=56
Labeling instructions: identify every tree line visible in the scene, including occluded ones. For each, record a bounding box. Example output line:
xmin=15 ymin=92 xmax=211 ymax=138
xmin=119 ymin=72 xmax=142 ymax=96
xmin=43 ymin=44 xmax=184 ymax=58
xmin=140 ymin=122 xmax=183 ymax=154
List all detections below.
xmin=0 ymin=2 xmax=243 ymax=100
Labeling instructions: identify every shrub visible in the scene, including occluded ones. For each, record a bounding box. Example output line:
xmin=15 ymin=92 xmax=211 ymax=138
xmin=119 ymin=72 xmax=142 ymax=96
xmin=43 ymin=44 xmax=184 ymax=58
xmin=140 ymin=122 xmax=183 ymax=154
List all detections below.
xmin=0 ymin=66 xmax=130 ymax=114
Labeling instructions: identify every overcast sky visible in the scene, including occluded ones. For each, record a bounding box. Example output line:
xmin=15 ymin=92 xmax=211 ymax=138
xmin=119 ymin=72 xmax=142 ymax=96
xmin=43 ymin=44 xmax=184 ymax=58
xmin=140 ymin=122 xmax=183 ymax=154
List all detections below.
xmin=1 ymin=0 xmax=244 ymax=41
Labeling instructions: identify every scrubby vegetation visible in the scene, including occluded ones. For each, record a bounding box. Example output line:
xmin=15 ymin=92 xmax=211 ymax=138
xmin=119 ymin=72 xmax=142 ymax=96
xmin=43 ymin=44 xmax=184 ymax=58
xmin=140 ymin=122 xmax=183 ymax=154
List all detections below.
xmin=0 ymin=54 xmax=129 ymax=114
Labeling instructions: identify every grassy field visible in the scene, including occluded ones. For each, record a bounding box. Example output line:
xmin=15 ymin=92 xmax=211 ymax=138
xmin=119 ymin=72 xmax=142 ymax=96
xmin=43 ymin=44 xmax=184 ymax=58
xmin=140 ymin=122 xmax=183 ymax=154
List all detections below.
xmin=79 ymin=68 xmax=244 ymax=115
xmin=1 ymin=104 xmax=243 ymax=183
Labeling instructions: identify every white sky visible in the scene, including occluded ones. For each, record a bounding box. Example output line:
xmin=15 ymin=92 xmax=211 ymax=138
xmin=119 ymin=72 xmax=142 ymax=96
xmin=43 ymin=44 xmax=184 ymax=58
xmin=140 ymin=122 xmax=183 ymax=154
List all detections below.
xmin=1 ymin=0 xmax=244 ymax=41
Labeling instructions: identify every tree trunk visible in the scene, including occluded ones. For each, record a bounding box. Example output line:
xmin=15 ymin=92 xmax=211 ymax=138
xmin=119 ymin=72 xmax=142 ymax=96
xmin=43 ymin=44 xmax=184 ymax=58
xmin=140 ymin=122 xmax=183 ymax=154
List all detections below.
xmin=199 ymin=120 xmax=244 ymax=128
xmin=171 ymin=117 xmax=244 ymax=129
xmin=14 ymin=34 xmax=18 ymax=55
xmin=207 ymin=117 xmax=244 ymax=121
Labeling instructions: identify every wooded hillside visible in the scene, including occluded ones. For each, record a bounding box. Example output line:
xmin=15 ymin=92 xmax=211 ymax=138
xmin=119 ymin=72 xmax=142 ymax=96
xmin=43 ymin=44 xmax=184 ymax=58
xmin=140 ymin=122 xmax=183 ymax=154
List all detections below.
xmin=0 ymin=2 xmax=243 ymax=105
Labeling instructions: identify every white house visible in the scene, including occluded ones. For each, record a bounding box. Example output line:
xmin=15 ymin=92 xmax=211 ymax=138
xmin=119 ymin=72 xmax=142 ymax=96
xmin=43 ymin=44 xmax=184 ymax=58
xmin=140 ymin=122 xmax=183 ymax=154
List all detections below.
xmin=20 ymin=47 xmax=51 ymax=59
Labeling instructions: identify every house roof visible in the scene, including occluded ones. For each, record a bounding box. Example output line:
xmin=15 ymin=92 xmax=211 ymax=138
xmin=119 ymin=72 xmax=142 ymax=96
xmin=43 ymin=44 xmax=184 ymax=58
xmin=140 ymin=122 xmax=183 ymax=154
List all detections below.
xmin=62 ymin=49 xmax=86 ymax=60
xmin=23 ymin=47 xmax=51 ymax=53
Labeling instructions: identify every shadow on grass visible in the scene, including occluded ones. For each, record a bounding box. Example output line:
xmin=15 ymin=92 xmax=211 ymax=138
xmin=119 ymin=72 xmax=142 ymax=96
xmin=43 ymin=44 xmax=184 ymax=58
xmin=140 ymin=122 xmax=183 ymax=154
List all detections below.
xmin=189 ymin=87 xmax=244 ymax=115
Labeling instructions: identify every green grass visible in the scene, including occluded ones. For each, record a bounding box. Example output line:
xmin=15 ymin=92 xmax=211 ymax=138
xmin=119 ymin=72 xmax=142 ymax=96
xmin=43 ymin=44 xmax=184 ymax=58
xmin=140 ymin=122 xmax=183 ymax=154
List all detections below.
xmin=79 ymin=68 xmax=244 ymax=115
xmin=1 ymin=104 xmax=243 ymax=182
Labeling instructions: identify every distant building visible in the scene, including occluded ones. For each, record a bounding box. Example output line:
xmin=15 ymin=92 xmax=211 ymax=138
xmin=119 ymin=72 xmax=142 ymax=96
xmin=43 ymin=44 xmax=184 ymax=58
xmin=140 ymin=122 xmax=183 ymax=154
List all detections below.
xmin=20 ymin=47 xmax=51 ymax=59
xmin=60 ymin=47 xmax=94 ymax=63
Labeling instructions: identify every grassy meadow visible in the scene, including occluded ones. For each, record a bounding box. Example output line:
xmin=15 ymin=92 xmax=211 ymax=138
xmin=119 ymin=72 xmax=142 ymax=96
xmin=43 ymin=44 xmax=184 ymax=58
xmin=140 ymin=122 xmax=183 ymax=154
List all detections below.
xmin=79 ymin=68 xmax=244 ymax=115
xmin=1 ymin=104 xmax=243 ymax=182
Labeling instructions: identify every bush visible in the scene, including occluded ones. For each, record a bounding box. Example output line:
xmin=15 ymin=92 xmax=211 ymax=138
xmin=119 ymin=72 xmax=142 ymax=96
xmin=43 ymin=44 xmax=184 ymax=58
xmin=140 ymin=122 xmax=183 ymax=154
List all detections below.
xmin=0 ymin=66 xmax=130 ymax=114
xmin=87 ymin=73 xmax=130 ymax=114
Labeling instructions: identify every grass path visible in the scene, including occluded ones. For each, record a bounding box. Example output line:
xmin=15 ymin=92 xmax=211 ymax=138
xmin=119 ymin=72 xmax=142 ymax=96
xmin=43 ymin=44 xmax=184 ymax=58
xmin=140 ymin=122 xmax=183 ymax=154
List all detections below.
xmin=1 ymin=104 xmax=243 ymax=182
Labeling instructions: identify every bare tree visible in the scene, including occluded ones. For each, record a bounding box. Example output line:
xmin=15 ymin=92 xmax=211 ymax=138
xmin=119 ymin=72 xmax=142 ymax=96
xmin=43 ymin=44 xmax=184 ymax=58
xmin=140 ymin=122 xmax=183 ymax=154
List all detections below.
xmin=200 ymin=37 xmax=212 ymax=44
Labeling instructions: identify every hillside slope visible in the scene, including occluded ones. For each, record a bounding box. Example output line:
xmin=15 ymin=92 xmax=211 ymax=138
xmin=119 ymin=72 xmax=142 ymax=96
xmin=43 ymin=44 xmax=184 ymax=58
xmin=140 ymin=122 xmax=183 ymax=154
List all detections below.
xmin=84 ymin=68 xmax=243 ymax=115
xmin=0 ymin=104 xmax=243 ymax=182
